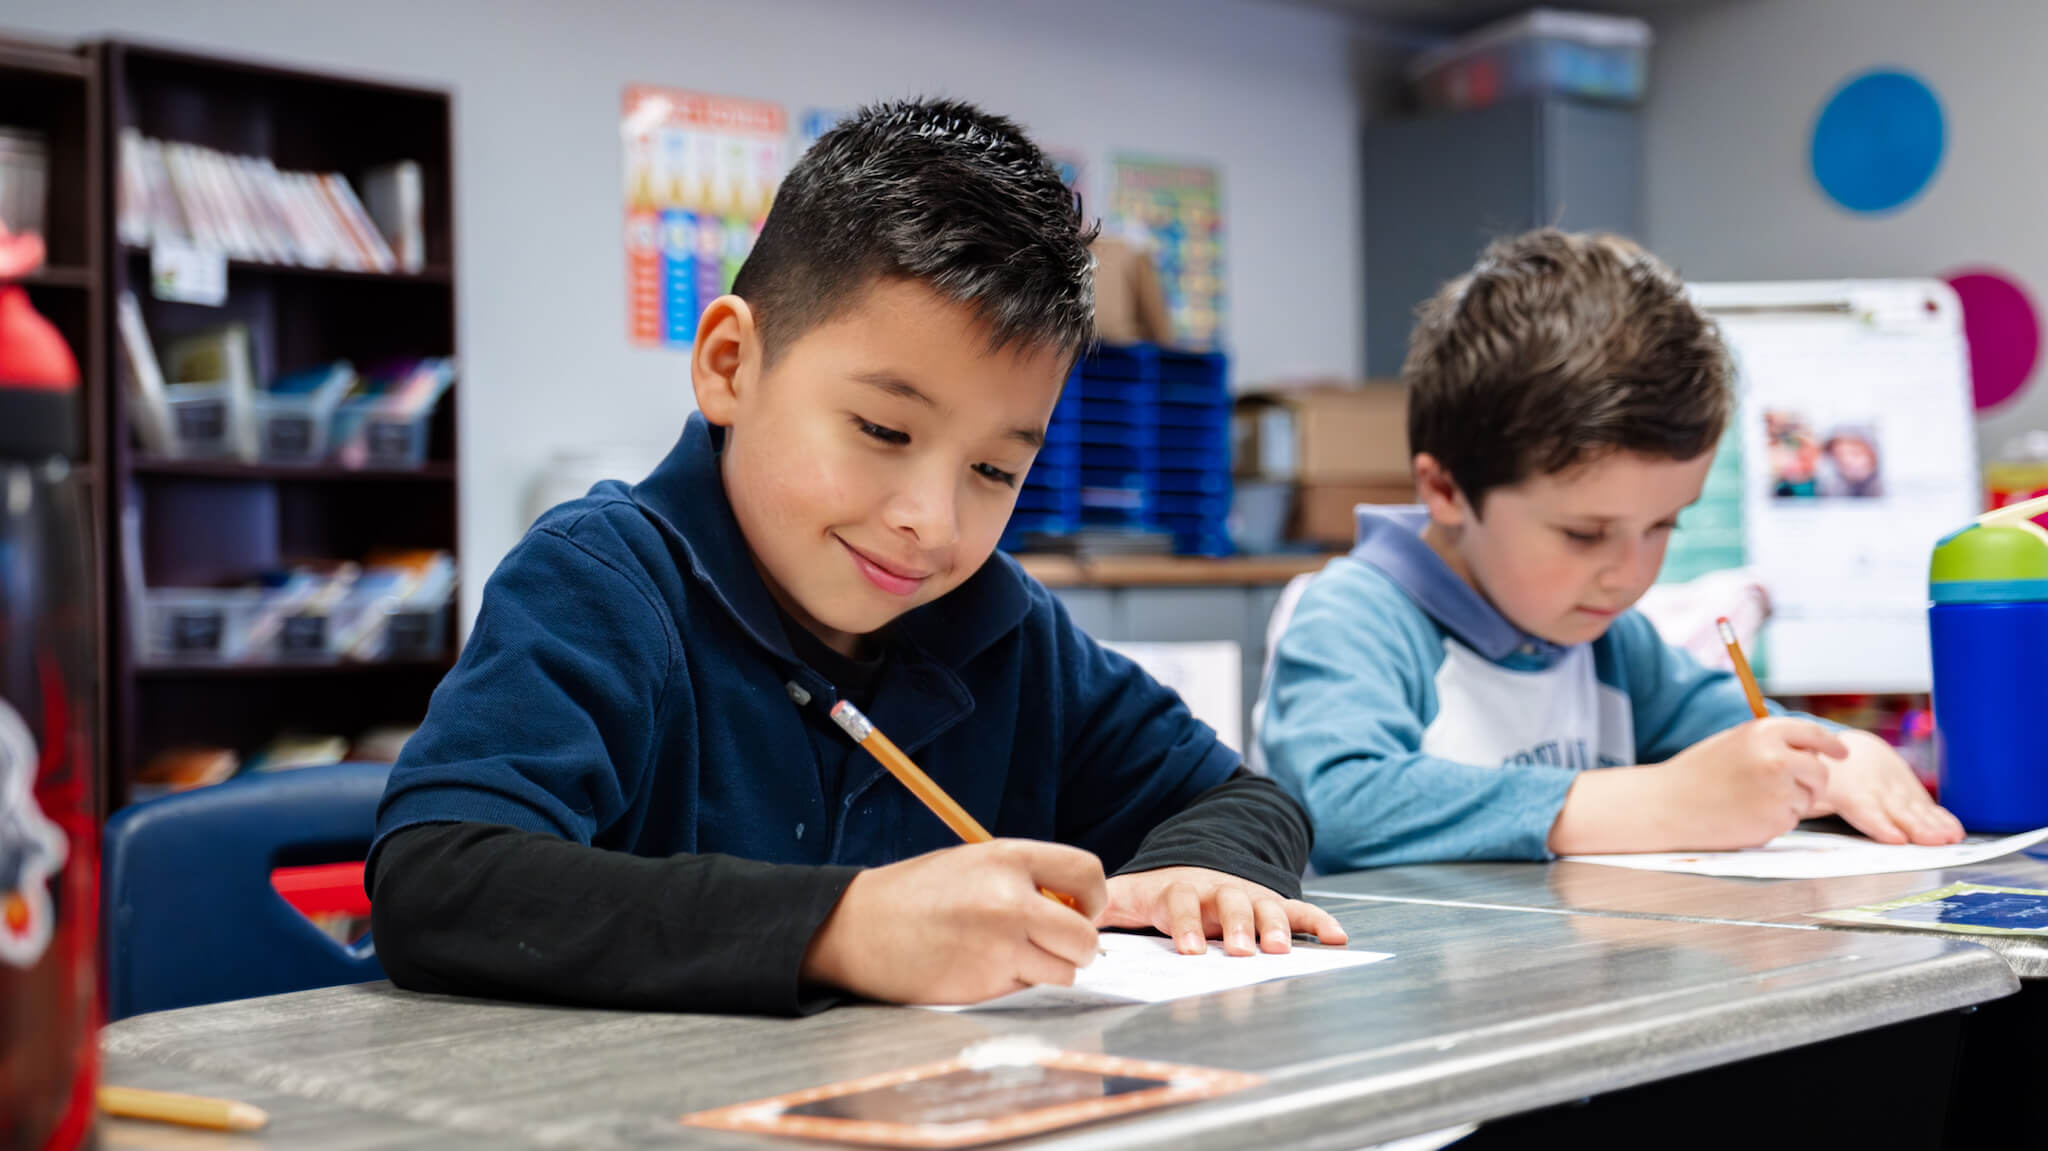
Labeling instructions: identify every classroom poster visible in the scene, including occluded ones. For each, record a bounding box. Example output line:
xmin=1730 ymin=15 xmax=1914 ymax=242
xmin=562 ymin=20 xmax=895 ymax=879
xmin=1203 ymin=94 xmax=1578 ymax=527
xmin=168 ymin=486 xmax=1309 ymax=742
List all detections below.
xmin=1108 ymin=157 xmax=1224 ymax=349
xmin=1045 ymin=148 xmax=1087 ymax=204
xmin=795 ymin=108 xmax=851 ymax=157
xmin=623 ymin=87 xmax=788 ymax=349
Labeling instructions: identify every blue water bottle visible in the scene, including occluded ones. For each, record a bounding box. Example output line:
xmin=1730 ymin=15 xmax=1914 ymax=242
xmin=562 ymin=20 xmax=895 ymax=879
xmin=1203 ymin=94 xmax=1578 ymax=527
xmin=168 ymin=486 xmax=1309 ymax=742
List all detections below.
xmin=1929 ymin=508 xmax=2048 ymax=832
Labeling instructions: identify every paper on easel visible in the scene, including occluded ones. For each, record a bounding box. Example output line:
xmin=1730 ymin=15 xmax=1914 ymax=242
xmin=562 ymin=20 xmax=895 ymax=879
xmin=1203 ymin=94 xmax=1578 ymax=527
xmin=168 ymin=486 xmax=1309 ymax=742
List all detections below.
xmin=926 ymin=932 xmax=1390 ymax=1012
xmin=1565 ymin=826 xmax=2048 ymax=879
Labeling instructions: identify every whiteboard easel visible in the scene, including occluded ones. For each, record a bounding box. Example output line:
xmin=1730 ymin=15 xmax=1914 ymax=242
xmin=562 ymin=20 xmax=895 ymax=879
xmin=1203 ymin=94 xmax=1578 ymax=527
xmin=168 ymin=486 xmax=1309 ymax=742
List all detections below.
xmin=1689 ymin=280 xmax=1981 ymax=694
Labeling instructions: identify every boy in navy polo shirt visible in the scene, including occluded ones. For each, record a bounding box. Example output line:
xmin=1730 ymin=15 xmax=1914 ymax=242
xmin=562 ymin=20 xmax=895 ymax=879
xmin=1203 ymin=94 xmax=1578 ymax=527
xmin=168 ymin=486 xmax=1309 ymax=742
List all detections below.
xmin=369 ymin=99 xmax=1345 ymax=1014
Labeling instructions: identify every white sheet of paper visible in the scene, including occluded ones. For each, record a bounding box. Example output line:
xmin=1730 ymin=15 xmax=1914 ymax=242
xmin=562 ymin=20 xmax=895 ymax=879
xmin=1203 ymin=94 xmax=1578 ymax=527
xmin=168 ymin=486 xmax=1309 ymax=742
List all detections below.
xmin=925 ymin=932 xmax=1391 ymax=1012
xmin=1565 ymin=826 xmax=2048 ymax=879
xmin=1366 ymin=1125 xmax=1477 ymax=1151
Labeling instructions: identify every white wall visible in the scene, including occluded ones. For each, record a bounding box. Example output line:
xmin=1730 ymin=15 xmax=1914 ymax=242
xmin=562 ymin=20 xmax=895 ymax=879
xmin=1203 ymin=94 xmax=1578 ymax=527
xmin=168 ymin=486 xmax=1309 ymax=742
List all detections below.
xmin=1643 ymin=0 xmax=2048 ymax=462
xmin=8 ymin=0 xmax=1366 ymax=623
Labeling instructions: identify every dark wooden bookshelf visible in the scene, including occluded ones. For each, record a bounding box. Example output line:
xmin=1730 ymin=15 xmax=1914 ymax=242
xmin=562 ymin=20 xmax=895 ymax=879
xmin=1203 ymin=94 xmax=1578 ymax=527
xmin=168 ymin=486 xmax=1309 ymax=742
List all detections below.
xmin=93 ymin=40 xmax=459 ymax=809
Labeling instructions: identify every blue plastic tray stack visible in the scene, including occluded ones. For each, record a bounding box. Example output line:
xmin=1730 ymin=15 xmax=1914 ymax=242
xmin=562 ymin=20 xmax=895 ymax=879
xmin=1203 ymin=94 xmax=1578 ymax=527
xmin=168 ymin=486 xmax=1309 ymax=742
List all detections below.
xmin=1002 ymin=343 xmax=1233 ymax=556
xmin=1151 ymin=348 xmax=1232 ymax=555
xmin=1004 ymin=383 xmax=1083 ymax=544
xmin=1074 ymin=344 xmax=1158 ymax=534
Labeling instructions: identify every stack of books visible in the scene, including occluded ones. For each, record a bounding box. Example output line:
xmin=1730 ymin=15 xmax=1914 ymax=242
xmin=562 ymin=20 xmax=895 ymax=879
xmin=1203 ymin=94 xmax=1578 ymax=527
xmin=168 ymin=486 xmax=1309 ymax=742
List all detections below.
xmin=116 ymin=129 xmax=423 ymax=274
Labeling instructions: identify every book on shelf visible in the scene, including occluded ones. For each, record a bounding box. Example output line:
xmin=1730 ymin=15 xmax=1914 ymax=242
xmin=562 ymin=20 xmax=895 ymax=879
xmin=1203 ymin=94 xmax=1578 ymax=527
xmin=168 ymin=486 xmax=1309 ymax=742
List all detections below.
xmin=130 ymin=745 xmax=238 ymax=800
xmin=162 ymin=324 xmax=259 ymax=460
xmin=319 ymin=173 xmax=397 ymax=271
xmin=360 ymin=161 xmax=424 ymax=273
xmin=245 ymin=732 xmax=349 ymax=773
xmin=115 ymin=291 xmax=178 ymax=457
xmin=116 ymin=131 xmax=410 ymax=273
xmin=349 ymin=724 xmax=418 ymax=764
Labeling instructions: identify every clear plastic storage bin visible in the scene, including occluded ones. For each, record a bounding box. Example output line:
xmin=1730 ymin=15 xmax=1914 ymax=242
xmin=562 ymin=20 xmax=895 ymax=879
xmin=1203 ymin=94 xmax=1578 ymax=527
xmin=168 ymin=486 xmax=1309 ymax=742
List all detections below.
xmin=164 ymin=382 xmax=235 ymax=458
xmin=330 ymin=400 xmax=432 ymax=469
xmin=1410 ymin=8 xmax=1652 ymax=112
xmin=253 ymin=366 xmax=353 ymax=464
xmin=367 ymin=602 xmax=449 ymax=661
xmin=140 ymin=587 xmax=277 ymax=663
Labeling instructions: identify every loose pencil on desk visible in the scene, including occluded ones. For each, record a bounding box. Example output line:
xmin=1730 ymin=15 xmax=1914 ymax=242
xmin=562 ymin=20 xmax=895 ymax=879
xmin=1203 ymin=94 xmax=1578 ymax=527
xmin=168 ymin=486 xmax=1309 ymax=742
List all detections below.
xmin=98 ymin=1085 xmax=269 ymax=1132
xmin=1716 ymin=616 xmax=1770 ymax=720
xmin=827 ymin=699 xmax=1083 ymax=912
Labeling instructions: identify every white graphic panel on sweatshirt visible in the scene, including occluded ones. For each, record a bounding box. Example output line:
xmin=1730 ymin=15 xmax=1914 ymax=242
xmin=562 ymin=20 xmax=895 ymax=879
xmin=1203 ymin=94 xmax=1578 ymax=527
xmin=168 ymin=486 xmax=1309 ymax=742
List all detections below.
xmin=1419 ymin=640 xmax=1634 ymax=771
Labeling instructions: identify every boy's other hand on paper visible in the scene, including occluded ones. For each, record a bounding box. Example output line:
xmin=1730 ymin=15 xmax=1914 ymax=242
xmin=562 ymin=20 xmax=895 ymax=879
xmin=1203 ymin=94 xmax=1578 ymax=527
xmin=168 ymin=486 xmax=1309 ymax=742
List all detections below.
xmin=1100 ymin=866 xmax=1349 ymax=957
xmin=1809 ymin=729 xmax=1965 ymax=846
xmin=1553 ymin=717 xmax=1843 ymax=853
xmin=801 ymin=839 xmax=1106 ymax=1006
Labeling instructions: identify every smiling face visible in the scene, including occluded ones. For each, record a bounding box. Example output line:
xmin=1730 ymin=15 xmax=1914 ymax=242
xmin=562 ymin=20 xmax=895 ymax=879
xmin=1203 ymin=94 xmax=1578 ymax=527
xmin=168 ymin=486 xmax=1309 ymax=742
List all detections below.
xmin=692 ymin=277 xmax=1068 ymax=657
xmin=1417 ymin=448 xmax=1714 ymax=647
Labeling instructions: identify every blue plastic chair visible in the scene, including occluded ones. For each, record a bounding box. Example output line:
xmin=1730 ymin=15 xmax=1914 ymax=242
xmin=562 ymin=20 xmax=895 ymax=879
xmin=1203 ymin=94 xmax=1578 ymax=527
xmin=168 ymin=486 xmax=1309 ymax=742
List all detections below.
xmin=102 ymin=762 xmax=390 ymax=1019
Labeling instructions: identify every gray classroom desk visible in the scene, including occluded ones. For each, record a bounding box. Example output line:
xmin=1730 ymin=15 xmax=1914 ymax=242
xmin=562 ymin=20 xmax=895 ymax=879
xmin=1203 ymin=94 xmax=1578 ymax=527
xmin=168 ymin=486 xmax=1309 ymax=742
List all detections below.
xmin=97 ymin=896 xmax=2009 ymax=1151
xmin=1302 ymin=842 xmax=2048 ymax=977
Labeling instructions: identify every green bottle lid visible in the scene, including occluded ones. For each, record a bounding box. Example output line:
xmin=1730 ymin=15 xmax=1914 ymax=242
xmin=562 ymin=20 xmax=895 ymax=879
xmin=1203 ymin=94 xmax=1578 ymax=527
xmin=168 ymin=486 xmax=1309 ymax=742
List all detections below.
xmin=1930 ymin=523 xmax=2048 ymax=603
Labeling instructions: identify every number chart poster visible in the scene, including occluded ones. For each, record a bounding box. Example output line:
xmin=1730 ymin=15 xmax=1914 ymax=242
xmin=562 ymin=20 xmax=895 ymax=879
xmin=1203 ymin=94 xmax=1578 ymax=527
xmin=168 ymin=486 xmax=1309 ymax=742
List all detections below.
xmin=1108 ymin=157 xmax=1224 ymax=349
xmin=624 ymin=87 xmax=787 ymax=349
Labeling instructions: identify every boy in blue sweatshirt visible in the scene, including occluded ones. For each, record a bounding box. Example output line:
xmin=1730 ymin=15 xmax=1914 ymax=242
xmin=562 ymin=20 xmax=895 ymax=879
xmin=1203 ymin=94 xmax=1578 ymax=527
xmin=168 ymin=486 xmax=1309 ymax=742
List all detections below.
xmin=368 ymin=100 xmax=1343 ymax=1014
xmin=1261 ymin=230 xmax=1961 ymax=872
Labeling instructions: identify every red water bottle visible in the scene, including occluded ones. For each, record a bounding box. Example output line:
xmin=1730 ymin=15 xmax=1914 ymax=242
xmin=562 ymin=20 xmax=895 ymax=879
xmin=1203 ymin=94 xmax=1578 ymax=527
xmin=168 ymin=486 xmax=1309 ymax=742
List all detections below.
xmin=0 ymin=283 xmax=99 ymax=1150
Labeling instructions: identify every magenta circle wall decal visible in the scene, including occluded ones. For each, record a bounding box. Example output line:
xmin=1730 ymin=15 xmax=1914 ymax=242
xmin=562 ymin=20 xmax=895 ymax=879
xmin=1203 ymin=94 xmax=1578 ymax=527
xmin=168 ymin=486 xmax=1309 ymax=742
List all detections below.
xmin=1946 ymin=269 xmax=2041 ymax=411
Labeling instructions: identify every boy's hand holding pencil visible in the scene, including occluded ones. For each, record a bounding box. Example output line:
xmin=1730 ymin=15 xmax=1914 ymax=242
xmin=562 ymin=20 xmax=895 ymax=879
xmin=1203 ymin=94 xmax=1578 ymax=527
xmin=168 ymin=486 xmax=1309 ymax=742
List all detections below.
xmin=1551 ymin=620 xmax=1961 ymax=854
xmin=809 ymin=700 xmax=1107 ymax=1005
xmin=1713 ymin=617 xmax=1961 ymax=846
xmin=800 ymin=838 xmax=1108 ymax=1006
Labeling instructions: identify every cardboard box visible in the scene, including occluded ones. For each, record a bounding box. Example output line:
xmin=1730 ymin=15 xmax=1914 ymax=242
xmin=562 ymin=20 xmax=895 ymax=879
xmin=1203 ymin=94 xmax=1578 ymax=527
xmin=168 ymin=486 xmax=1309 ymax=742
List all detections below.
xmin=1293 ymin=480 xmax=1418 ymax=546
xmin=1233 ymin=384 xmax=1409 ymax=482
xmin=1090 ymin=235 xmax=1172 ymax=346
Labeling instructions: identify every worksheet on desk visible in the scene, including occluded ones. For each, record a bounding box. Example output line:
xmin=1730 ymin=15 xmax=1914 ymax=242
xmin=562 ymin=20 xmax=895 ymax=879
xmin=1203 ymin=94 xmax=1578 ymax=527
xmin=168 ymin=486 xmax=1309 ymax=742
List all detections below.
xmin=925 ymin=933 xmax=1391 ymax=1012
xmin=1564 ymin=826 xmax=2048 ymax=879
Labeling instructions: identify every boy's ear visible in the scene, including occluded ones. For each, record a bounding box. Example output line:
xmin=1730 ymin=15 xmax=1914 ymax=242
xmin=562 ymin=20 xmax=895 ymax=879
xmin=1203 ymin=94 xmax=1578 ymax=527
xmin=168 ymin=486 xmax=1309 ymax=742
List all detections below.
xmin=1413 ymin=452 xmax=1471 ymax=527
xmin=691 ymin=295 xmax=759 ymax=426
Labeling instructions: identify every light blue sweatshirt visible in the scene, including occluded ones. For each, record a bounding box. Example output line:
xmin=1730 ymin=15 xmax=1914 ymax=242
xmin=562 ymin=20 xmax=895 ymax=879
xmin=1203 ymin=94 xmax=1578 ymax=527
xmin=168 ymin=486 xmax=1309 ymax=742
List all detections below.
xmin=1260 ymin=506 xmax=1786 ymax=872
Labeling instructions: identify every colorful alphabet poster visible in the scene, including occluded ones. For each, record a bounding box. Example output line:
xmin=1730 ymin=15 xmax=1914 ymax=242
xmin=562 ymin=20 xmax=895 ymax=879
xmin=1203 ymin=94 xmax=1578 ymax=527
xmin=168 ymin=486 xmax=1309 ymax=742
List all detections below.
xmin=1108 ymin=157 xmax=1224 ymax=349
xmin=624 ymin=87 xmax=787 ymax=349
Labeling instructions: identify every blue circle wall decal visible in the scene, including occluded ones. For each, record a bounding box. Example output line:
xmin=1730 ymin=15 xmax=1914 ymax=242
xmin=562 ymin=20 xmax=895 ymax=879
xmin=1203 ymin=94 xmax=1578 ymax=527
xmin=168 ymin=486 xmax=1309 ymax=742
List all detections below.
xmin=1811 ymin=69 xmax=1945 ymax=214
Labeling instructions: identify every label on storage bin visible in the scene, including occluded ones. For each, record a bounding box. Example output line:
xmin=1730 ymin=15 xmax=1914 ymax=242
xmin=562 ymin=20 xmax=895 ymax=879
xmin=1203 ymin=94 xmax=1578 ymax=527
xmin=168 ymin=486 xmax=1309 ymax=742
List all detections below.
xmin=280 ymin=613 xmax=329 ymax=656
xmin=365 ymin=419 xmax=416 ymax=468
xmin=265 ymin=415 xmax=317 ymax=460
xmin=169 ymin=608 xmax=225 ymax=654
xmin=151 ymin=241 xmax=228 ymax=306
xmin=386 ymin=610 xmax=434 ymax=657
xmin=173 ymin=399 xmax=227 ymax=447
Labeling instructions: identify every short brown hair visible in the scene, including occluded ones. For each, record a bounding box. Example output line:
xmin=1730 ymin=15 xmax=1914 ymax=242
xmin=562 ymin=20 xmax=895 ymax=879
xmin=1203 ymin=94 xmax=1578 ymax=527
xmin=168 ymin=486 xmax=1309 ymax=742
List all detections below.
xmin=1403 ymin=229 xmax=1732 ymax=512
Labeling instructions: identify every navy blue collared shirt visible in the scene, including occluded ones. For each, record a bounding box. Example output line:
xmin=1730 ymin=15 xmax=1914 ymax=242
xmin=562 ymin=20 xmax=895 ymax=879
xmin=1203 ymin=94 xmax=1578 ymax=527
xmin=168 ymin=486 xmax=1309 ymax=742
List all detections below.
xmin=376 ymin=413 xmax=1240 ymax=873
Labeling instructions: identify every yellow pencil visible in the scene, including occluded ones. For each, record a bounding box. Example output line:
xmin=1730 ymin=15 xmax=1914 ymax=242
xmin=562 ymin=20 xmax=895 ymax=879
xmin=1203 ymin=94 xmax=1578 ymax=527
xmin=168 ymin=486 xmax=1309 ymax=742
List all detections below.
xmin=1716 ymin=616 xmax=1770 ymax=720
xmin=98 ymin=1085 xmax=269 ymax=1132
xmin=828 ymin=700 xmax=1083 ymax=912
